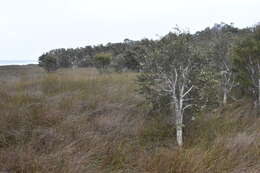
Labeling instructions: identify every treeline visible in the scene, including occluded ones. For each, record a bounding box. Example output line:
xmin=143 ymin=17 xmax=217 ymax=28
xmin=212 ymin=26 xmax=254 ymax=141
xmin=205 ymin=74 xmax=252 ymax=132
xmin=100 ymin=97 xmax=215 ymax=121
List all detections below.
xmin=38 ymin=38 xmax=153 ymax=72
xmin=38 ymin=23 xmax=253 ymax=72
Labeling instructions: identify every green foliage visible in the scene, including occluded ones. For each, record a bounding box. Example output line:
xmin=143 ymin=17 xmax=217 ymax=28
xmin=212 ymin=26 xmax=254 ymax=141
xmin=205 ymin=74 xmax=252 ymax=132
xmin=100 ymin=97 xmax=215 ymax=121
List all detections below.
xmin=192 ymin=68 xmax=220 ymax=110
xmin=94 ymin=52 xmax=112 ymax=71
xmin=137 ymin=31 xmax=202 ymax=114
xmin=111 ymin=48 xmax=141 ymax=72
xmin=39 ymin=55 xmax=58 ymax=72
xmin=233 ymin=25 xmax=260 ymax=98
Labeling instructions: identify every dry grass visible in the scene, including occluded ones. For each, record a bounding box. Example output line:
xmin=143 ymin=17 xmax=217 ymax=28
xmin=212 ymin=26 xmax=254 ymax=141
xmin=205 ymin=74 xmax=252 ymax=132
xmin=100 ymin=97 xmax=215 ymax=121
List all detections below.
xmin=0 ymin=66 xmax=259 ymax=173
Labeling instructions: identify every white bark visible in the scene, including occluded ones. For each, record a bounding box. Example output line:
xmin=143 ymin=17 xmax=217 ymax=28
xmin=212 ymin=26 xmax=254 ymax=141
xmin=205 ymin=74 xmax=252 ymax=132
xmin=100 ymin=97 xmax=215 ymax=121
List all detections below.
xmin=220 ymin=66 xmax=234 ymax=105
xmin=155 ymin=64 xmax=193 ymax=147
xmin=223 ymin=89 xmax=227 ymax=105
xmin=247 ymin=57 xmax=260 ymax=106
xmin=170 ymin=67 xmax=192 ymax=147
xmin=175 ymin=110 xmax=183 ymax=147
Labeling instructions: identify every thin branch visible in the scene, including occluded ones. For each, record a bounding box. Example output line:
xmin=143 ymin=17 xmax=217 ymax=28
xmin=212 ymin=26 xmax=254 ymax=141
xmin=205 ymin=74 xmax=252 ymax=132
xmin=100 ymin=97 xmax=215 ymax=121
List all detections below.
xmin=183 ymin=104 xmax=193 ymax=110
xmin=182 ymin=85 xmax=193 ymax=98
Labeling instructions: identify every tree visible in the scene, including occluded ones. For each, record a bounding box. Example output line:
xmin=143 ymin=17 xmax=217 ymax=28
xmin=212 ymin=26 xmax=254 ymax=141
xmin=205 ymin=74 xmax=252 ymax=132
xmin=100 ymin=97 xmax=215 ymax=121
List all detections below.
xmin=39 ymin=55 xmax=58 ymax=72
xmin=138 ymin=31 xmax=198 ymax=147
xmin=212 ymin=29 xmax=236 ymax=105
xmin=233 ymin=25 xmax=260 ymax=106
xmin=94 ymin=53 xmax=112 ymax=71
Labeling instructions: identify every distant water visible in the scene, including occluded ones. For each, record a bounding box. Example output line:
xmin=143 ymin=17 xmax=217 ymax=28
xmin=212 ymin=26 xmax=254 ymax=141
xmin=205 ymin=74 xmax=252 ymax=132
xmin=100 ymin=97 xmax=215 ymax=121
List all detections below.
xmin=0 ymin=60 xmax=38 ymax=66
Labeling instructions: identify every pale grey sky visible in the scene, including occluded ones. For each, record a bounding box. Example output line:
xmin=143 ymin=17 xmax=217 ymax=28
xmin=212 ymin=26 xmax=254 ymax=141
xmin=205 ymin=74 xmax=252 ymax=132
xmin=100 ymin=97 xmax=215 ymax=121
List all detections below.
xmin=0 ymin=0 xmax=259 ymax=61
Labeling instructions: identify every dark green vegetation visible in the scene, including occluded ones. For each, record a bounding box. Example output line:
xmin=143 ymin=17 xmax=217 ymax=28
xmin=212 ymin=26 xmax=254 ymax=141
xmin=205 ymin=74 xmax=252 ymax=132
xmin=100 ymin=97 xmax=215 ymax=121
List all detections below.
xmin=94 ymin=53 xmax=112 ymax=72
xmin=39 ymin=56 xmax=58 ymax=72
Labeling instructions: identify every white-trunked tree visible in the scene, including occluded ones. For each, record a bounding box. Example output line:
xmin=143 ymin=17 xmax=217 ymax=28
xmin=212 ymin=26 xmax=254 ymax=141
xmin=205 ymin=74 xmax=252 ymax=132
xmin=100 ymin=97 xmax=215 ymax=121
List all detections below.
xmin=212 ymin=31 xmax=235 ymax=105
xmin=138 ymin=30 xmax=199 ymax=147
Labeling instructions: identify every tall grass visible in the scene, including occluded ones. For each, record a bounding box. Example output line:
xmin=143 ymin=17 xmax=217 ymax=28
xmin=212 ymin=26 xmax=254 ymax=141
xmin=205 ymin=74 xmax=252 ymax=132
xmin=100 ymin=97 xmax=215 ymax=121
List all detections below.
xmin=0 ymin=67 xmax=259 ymax=173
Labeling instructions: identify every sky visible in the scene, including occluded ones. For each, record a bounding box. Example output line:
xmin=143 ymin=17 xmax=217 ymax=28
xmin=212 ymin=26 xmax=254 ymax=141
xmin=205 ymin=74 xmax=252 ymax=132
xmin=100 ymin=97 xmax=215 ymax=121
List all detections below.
xmin=0 ymin=0 xmax=259 ymax=62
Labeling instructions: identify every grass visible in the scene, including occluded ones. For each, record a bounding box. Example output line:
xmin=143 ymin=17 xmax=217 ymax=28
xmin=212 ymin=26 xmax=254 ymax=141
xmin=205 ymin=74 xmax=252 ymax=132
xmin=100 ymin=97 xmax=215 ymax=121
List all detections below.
xmin=0 ymin=66 xmax=259 ymax=173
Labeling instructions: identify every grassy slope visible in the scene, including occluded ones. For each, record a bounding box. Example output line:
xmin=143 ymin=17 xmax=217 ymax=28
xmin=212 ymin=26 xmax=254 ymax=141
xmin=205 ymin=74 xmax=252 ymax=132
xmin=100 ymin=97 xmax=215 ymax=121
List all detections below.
xmin=0 ymin=67 xmax=259 ymax=173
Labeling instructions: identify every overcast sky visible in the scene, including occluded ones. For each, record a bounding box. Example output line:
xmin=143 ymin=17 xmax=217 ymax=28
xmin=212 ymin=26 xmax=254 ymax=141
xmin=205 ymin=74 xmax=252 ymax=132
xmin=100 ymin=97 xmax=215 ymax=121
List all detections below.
xmin=0 ymin=0 xmax=259 ymax=61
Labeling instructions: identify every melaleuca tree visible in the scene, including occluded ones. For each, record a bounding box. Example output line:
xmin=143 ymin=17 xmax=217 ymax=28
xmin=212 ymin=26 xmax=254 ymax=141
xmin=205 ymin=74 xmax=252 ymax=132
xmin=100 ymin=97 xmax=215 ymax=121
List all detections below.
xmin=138 ymin=30 xmax=200 ymax=147
xmin=110 ymin=54 xmax=126 ymax=72
xmin=39 ymin=55 xmax=58 ymax=72
xmin=94 ymin=53 xmax=112 ymax=72
xmin=193 ymin=23 xmax=238 ymax=105
xmin=212 ymin=28 xmax=236 ymax=105
xmin=111 ymin=49 xmax=141 ymax=72
xmin=233 ymin=25 xmax=260 ymax=106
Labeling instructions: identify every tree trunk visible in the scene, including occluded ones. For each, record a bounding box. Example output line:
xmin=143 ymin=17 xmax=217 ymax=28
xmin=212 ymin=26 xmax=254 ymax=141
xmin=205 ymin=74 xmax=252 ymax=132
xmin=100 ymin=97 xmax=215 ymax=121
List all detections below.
xmin=223 ymin=89 xmax=227 ymax=105
xmin=175 ymin=110 xmax=183 ymax=147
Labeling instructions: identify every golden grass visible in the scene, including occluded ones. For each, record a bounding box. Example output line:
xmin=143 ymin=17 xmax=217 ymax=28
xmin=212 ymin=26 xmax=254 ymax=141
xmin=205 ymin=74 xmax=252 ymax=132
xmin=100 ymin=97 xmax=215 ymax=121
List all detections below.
xmin=0 ymin=66 xmax=259 ymax=173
